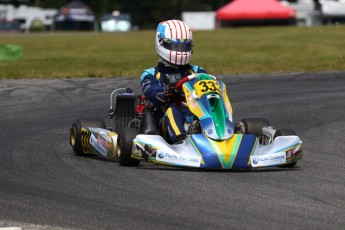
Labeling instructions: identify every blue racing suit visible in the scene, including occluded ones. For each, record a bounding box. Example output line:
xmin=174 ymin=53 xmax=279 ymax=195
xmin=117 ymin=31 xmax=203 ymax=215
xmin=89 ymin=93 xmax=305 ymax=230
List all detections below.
xmin=140 ymin=61 xmax=207 ymax=143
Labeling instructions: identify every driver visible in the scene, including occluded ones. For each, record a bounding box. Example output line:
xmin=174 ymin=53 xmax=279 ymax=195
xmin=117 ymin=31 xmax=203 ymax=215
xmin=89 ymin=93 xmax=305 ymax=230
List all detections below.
xmin=140 ymin=19 xmax=207 ymax=144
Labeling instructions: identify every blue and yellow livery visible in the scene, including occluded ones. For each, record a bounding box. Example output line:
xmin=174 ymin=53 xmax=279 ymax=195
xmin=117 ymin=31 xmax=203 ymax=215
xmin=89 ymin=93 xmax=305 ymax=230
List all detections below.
xmin=70 ymin=74 xmax=303 ymax=169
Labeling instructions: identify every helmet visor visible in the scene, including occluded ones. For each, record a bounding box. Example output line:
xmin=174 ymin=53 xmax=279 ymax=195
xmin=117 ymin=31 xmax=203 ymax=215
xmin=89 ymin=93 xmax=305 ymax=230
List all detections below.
xmin=163 ymin=39 xmax=192 ymax=52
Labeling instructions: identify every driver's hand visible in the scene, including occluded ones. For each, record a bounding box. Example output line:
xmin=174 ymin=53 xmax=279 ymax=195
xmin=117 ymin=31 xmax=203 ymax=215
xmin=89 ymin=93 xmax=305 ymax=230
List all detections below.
xmin=164 ymin=88 xmax=180 ymax=104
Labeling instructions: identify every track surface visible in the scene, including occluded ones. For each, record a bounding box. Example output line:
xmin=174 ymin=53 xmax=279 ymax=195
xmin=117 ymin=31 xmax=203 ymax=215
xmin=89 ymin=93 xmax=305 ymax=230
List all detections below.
xmin=1 ymin=72 xmax=345 ymax=229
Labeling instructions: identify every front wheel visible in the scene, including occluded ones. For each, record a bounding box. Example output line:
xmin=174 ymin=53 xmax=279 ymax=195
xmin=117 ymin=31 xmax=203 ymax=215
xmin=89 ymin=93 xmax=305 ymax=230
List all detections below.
xmin=237 ymin=118 xmax=270 ymax=136
xmin=118 ymin=128 xmax=140 ymax=166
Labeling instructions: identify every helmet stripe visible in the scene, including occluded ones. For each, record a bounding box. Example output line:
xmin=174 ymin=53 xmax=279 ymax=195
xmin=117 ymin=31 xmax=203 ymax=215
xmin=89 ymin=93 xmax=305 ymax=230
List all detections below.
xmin=171 ymin=21 xmax=178 ymax=64
xmin=176 ymin=20 xmax=184 ymax=39
xmin=169 ymin=20 xmax=174 ymax=38
xmin=166 ymin=21 xmax=173 ymax=63
xmin=171 ymin=20 xmax=178 ymax=39
xmin=176 ymin=20 xmax=184 ymax=65
xmin=166 ymin=20 xmax=173 ymax=38
xmin=181 ymin=20 xmax=189 ymax=65
xmin=174 ymin=20 xmax=181 ymax=65
xmin=180 ymin=20 xmax=187 ymax=39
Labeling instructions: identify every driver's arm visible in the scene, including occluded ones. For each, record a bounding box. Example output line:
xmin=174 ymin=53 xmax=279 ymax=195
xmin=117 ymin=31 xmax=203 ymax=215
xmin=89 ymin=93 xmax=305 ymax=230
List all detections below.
xmin=140 ymin=70 xmax=167 ymax=108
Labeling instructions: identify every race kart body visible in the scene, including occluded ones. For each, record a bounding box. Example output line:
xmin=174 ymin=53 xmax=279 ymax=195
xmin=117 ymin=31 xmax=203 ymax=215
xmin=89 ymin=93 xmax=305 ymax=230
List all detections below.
xmin=70 ymin=73 xmax=302 ymax=169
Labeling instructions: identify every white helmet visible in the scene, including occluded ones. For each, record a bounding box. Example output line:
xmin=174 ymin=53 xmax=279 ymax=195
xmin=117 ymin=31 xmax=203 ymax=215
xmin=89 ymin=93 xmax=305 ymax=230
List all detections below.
xmin=155 ymin=20 xmax=193 ymax=66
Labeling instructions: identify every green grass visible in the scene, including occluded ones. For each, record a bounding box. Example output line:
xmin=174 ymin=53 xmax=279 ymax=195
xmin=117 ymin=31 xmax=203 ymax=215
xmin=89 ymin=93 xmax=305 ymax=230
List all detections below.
xmin=1 ymin=26 xmax=345 ymax=79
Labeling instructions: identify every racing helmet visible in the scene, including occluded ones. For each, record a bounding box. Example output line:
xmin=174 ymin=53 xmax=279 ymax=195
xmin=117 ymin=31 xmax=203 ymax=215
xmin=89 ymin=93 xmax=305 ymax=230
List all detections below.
xmin=155 ymin=20 xmax=193 ymax=66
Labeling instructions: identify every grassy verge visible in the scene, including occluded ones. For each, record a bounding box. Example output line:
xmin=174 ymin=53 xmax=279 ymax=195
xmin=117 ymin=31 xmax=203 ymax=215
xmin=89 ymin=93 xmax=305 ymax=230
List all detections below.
xmin=0 ymin=26 xmax=344 ymax=79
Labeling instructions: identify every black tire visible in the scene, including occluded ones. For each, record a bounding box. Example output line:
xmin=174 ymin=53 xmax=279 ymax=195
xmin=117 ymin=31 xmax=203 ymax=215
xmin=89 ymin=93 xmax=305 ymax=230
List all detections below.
xmin=112 ymin=95 xmax=138 ymax=132
xmin=275 ymin=129 xmax=298 ymax=168
xmin=118 ymin=128 xmax=140 ymax=166
xmin=240 ymin=118 xmax=270 ymax=136
xmin=280 ymin=161 xmax=297 ymax=168
xmin=275 ymin=129 xmax=296 ymax=137
xmin=70 ymin=118 xmax=106 ymax=156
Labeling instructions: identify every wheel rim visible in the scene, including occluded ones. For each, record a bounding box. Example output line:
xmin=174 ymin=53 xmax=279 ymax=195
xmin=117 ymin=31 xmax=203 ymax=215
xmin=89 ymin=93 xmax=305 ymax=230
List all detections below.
xmin=117 ymin=138 xmax=122 ymax=158
xmin=70 ymin=127 xmax=77 ymax=146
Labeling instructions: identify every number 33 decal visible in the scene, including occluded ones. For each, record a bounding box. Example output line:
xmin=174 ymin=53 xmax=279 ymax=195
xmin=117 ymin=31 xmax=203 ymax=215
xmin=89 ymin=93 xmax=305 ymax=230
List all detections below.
xmin=198 ymin=80 xmax=220 ymax=93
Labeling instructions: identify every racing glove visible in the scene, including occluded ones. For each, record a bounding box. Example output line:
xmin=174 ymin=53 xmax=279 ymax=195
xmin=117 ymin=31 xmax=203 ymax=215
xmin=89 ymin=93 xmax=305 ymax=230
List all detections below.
xmin=164 ymin=88 xmax=180 ymax=104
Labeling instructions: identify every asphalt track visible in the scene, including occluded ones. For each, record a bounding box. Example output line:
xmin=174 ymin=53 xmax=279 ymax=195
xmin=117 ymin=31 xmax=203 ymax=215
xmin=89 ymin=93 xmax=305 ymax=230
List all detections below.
xmin=0 ymin=72 xmax=345 ymax=230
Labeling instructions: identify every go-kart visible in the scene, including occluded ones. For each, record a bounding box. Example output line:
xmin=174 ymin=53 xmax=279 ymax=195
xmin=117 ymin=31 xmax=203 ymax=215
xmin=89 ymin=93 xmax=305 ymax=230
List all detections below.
xmin=70 ymin=73 xmax=302 ymax=169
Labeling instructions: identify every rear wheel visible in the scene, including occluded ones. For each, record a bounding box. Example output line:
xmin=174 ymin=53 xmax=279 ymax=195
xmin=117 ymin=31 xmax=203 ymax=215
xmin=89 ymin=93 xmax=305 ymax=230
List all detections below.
xmin=275 ymin=129 xmax=298 ymax=168
xmin=238 ymin=118 xmax=270 ymax=136
xmin=70 ymin=118 xmax=106 ymax=156
xmin=118 ymin=128 xmax=140 ymax=166
xmin=112 ymin=95 xmax=138 ymax=132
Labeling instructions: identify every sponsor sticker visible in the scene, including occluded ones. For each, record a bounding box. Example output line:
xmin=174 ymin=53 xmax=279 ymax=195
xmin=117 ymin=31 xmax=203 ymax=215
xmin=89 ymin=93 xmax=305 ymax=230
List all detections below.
xmin=133 ymin=143 xmax=158 ymax=161
xmin=90 ymin=133 xmax=109 ymax=157
xmin=156 ymin=150 xmax=201 ymax=167
xmin=251 ymin=152 xmax=286 ymax=167
xmin=99 ymin=131 xmax=112 ymax=142
xmin=186 ymin=92 xmax=197 ymax=108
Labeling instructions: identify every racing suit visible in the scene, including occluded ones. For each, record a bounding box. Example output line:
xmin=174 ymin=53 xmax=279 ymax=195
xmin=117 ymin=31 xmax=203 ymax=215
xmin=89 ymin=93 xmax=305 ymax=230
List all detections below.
xmin=140 ymin=61 xmax=207 ymax=143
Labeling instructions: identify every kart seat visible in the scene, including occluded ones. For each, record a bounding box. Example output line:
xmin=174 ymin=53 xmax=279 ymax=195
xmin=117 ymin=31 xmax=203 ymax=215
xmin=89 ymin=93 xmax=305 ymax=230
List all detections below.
xmin=139 ymin=111 xmax=160 ymax=135
xmin=113 ymin=94 xmax=138 ymax=132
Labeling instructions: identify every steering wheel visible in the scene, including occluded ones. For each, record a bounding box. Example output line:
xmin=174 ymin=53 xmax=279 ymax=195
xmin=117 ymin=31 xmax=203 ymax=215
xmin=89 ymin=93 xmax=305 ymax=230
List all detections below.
xmin=175 ymin=74 xmax=217 ymax=91
xmin=175 ymin=74 xmax=198 ymax=91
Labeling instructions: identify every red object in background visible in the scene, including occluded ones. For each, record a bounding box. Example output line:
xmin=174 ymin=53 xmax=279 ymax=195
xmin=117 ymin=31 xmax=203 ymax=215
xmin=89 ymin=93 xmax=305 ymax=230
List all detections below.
xmin=216 ymin=0 xmax=295 ymax=20
xmin=136 ymin=96 xmax=147 ymax=115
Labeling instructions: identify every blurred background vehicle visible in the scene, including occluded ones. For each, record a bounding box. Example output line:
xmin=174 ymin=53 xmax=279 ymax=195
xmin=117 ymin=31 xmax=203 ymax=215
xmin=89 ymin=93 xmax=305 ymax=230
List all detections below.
xmin=1 ymin=0 xmax=345 ymax=33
